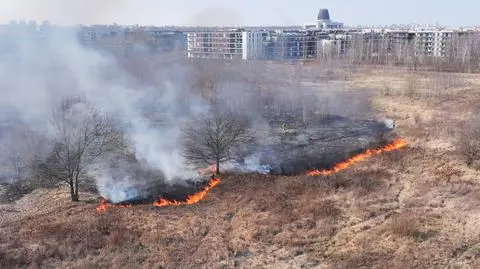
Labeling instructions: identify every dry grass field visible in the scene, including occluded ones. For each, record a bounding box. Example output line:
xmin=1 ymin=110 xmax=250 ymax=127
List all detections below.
xmin=1 ymin=66 xmax=480 ymax=269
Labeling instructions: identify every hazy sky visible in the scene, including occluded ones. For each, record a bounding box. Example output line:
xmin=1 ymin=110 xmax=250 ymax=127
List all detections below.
xmin=0 ymin=0 xmax=478 ymax=27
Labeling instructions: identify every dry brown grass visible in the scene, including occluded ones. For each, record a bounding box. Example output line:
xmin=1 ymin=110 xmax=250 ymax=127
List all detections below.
xmin=2 ymin=67 xmax=480 ymax=268
xmin=388 ymin=212 xmax=421 ymax=238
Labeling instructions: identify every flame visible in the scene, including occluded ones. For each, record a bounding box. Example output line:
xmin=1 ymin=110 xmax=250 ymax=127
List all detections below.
xmin=96 ymin=177 xmax=220 ymax=213
xmin=153 ymin=177 xmax=220 ymax=206
xmin=306 ymin=138 xmax=407 ymax=176
xmin=95 ymin=199 xmax=133 ymax=212
xmin=95 ymin=139 xmax=407 ymax=212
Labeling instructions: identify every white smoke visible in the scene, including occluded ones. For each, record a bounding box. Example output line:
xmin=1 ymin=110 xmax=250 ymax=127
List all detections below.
xmin=222 ymin=153 xmax=272 ymax=174
xmin=382 ymin=118 xmax=395 ymax=129
xmin=0 ymin=27 xmax=208 ymax=199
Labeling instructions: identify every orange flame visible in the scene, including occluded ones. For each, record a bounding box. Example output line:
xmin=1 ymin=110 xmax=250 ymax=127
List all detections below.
xmin=95 ymin=199 xmax=134 ymax=212
xmin=306 ymin=138 xmax=407 ymax=176
xmin=153 ymin=177 xmax=220 ymax=206
xmin=96 ymin=177 xmax=220 ymax=213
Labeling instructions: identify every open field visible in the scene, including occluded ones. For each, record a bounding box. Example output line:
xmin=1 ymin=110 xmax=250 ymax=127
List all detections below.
xmin=1 ymin=66 xmax=480 ymax=269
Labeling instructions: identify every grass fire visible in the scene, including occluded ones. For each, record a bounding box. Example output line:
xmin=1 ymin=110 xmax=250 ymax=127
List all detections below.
xmin=2 ymin=22 xmax=480 ymax=268
xmin=306 ymin=138 xmax=407 ymax=176
xmin=96 ymin=177 xmax=220 ymax=212
xmin=95 ymin=138 xmax=407 ymax=212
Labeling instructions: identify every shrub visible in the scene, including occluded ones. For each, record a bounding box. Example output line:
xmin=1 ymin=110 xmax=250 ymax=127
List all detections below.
xmin=456 ymin=119 xmax=480 ymax=167
xmin=389 ymin=212 xmax=420 ymax=238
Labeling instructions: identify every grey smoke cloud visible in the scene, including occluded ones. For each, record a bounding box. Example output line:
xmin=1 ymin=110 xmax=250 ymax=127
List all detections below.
xmin=0 ymin=28 xmax=210 ymax=200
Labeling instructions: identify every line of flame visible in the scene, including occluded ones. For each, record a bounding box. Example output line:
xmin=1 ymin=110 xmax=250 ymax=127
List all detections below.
xmin=306 ymin=138 xmax=407 ymax=176
xmin=152 ymin=177 xmax=220 ymax=206
xmin=96 ymin=177 xmax=220 ymax=213
xmin=96 ymin=139 xmax=407 ymax=212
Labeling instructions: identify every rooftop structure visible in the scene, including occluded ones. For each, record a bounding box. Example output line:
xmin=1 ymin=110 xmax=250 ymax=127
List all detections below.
xmin=305 ymin=8 xmax=343 ymax=31
xmin=317 ymin=9 xmax=330 ymax=21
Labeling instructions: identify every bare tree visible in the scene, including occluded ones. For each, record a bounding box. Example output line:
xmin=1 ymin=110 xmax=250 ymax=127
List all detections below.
xmin=182 ymin=109 xmax=253 ymax=174
xmin=35 ymin=97 xmax=124 ymax=201
xmin=456 ymin=118 xmax=480 ymax=167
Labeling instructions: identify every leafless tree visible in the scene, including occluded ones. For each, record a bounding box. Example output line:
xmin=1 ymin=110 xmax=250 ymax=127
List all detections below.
xmin=456 ymin=118 xmax=480 ymax=167
xmin=35 ymin=97 xmax=124 ymax=201
xmin=182 ymin=109 xmax=253 ymax=174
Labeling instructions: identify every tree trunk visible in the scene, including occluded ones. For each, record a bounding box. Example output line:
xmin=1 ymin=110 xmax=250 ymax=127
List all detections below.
xmin=73 ymin=176 xmax=79 ymax=202
xmin=215 ymin=160 xmax=220 ymax=175
xmin=69 ymin=179 xmax=78 ymax=202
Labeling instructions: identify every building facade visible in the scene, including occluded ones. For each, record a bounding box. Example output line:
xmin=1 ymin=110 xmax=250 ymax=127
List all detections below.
xmin=186 ymin=30 xmax=243 ymax=59
xmin=242 ymin=31 xmax=267 ymax=60
xmin=414 ymin=29 xmax=453 ymax=57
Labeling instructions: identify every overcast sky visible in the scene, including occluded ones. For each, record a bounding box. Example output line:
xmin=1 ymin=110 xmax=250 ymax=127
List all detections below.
xmin=0 ymin=0 xmax=477 ymax=27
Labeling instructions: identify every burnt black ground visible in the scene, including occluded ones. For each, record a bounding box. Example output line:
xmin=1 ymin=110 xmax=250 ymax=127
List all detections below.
xmin=239 ymin=116 xmax=393 ymax=175
xmin=107 ymin=116 xmax=392 ymax=204
xmin=107 ymin=178 xmax=210 ymax=205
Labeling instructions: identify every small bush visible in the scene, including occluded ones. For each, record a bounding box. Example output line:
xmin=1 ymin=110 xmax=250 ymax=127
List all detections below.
xmin=389 ymin=212 xmax=421 ymax=238
xmin=456 ymin=119 xmax=480 ymax=167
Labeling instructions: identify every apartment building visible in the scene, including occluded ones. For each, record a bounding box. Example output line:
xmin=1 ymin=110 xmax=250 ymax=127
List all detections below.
xmin=186 ymin=30 xmax=243 ymax=59
xmin=242 ymin=31 xmax=268 ymax=60
xmin=186 ymin=29 xmax=268 ymax=60
xmin=317 ymin=33 xmax=348 ymax=58
xmin=78 ymin=25 xmax=124 ymax=46
xmin=144 ymin=28 xmax=186 ymax=53
xmin=187 ymin=28 xmax=325 ymax=61
xmin=279 ymin=30 xmax=318 ymax=59
xmin=414 ymin=29 xmax=453 ymax=57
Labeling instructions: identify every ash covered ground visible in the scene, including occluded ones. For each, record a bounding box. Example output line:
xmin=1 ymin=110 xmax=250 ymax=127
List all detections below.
xmin=97 ymin=158 xmax=214 ymax=205
xmin=230 ymin=115 xmax=393 ymax=175
xmin=103 ymin=114 xmax=393 ymax=205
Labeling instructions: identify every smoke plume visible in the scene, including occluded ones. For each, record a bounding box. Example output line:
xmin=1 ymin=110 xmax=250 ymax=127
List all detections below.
xmin=0 ymin=22 xmax=390 ymax=203
xmin=0 ymin=28 xmax=212 ymax=201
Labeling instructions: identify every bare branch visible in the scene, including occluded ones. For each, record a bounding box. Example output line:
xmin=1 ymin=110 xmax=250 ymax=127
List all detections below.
xmin=181 ymin=109 xmax=253 ymax=174
xmin=34 ymin=97 xmax=124 ymax=201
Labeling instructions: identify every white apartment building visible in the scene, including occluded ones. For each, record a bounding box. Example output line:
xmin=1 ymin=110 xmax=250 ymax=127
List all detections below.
xmin=242 ymin=31 xmax=265 ymax=60
xmin=187 ymin=30 xmax=243 ymax=59
xmin=414 ymin=29 xmax=452 ymax=57
xmin=187 ymin=29 xmax=267 ymax=60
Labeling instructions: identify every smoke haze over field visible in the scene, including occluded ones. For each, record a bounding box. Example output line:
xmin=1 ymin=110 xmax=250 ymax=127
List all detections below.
xmin=0 ymin=6 xmax=387 ymax=203
xmin=0 ymin=29 xmax=215 ymax=201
